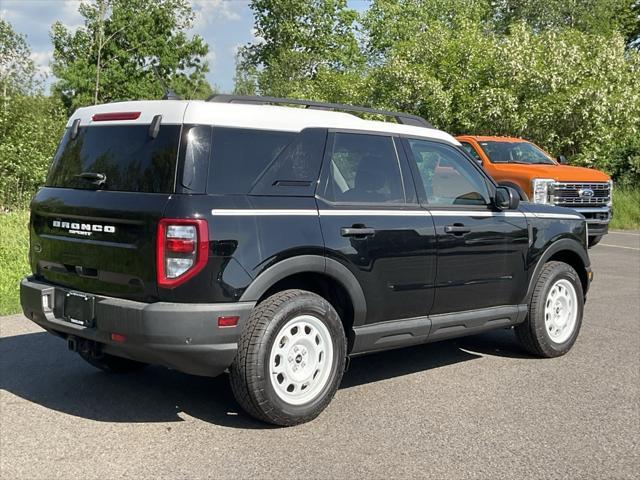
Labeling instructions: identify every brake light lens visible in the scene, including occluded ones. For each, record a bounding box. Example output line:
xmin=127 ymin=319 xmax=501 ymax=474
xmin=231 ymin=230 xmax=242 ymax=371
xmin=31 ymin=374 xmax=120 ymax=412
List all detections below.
xmin=218 ymin=316 xmax=239 ymax=328
xmin=157 ymin=218 xmax=208 ymax=288
xmin=110 ymin=333 xmax=127 ymax=343
xmin=92 ymin=111 xmax=141 ymax=121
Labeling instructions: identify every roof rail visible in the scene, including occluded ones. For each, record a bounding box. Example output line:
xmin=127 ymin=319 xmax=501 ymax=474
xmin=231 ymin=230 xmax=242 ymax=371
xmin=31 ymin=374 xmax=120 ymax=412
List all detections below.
xmin=207 ymin=94 xmax=432 ymax=128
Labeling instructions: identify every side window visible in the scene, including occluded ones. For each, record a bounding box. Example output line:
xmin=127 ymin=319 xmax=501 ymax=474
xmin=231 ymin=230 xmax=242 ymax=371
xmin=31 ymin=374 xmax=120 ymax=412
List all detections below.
xmin=407 ymin=139 xmax=490 ymax=206
xmin=208 ymin=127 xmax=295 ymax=194
xmin=460 ymin=142 xmax=482 ymax=164
xmin=180 ymin=125 xmax=212 ymax=193
xmin=323 ymin=133 xmax=405 ymax=204
xmin=250 ymin=128 xmax=327 ymax=196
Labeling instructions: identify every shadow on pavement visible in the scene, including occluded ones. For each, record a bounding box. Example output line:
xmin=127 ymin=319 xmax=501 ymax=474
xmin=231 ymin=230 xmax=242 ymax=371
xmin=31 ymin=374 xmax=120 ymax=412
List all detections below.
xmin=0 ymin=327 xmax=528 ymax=428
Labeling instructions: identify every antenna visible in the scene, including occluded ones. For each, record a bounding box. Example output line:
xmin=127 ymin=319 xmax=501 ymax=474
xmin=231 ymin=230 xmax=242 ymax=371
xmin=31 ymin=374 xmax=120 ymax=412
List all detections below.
xmin=150 ymin=64 xmax=181 ymax=100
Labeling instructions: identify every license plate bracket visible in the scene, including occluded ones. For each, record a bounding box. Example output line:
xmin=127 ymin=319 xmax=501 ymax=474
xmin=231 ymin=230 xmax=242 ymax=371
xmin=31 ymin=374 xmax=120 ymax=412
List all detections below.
xmin=63 ymin=292 xmax=95 ymax=327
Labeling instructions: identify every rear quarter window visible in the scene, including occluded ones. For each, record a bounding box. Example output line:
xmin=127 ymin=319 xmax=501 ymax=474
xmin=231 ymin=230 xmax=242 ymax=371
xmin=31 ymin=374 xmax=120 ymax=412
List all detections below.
xmin=208 ymin=127 xmax=295 ymax=194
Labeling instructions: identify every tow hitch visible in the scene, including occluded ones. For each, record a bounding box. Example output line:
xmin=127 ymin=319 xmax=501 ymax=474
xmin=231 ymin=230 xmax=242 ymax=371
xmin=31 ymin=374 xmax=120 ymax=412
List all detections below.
xmin=67 ymin=336 xmax=101 ymax=358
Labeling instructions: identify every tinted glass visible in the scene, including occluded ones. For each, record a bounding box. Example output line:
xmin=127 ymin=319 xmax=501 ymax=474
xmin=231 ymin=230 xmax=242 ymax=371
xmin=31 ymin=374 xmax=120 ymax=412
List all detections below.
xmin=479 ymin=141 xmax=554 ymax=164
xmin=460 ymin=142 xmax=482 ymax=163
xmin=208 ymin=127 xmax=295 ymax=194
xmin=47 ymin=125 xmax=181 ymax=193
xmin=323 ymin=133 xmax=404 ymax=204
xmin=250 ymin=128 xmax=327 ymax=196
xmin=180 ymin=125 xmax=212 ymax=193
xmin=407 ymin=139 xmax=490 ymax=206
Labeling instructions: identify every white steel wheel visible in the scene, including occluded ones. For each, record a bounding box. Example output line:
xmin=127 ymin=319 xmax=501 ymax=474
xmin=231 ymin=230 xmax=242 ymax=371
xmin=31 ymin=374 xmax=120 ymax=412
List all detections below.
xmin=544 ymin=278 xmax=578 ymax=344
xmin=268 ymin=314 xmax=334 ymax=406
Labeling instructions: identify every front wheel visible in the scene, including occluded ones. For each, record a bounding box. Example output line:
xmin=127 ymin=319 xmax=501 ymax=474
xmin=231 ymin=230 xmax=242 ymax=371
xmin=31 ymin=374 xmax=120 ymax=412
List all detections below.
xmin=516 ymin=261 xmax=584 ymax=357
xmin=230 ymin=289 xmax=346 ymax=426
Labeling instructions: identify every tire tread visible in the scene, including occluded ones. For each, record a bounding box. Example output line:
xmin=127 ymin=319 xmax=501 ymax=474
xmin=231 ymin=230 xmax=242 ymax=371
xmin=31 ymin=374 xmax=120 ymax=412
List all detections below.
xmin=516 ymin=261 xmax=583 ymax=357
xmin=230 ymin=289 xmax=344 ymax=426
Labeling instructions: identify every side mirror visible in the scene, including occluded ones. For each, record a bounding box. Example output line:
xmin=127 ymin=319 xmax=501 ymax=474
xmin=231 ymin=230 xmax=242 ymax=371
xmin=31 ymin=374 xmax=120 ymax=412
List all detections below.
xmin=557 ymin=155 xmax=568 ymax=164
xmin=495 ymin=186 xmax=520 ymax=210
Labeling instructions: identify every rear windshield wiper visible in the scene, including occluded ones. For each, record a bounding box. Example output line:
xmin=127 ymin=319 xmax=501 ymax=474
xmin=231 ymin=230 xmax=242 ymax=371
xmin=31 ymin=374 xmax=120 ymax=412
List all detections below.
xmin=74 ymin=172 xmax=107 ymax=187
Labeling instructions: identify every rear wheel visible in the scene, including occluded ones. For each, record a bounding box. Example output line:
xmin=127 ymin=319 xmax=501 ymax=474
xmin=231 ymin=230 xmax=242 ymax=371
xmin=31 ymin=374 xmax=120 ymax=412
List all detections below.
xmin=588 ymin=235 xmax=603 ymax=248
xmin=230 ymin=289 xmax=346 ymax=426
xmin=516 ymin=261 xmax=584 ymax=357
xmin=79 ymin=351 xmax=148 ymax=374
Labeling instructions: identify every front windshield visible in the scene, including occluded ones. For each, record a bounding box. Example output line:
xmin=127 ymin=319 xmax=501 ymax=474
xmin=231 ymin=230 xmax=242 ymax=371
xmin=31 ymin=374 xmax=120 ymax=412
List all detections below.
xmin=478 ymin=141 xmax=555 ymax=165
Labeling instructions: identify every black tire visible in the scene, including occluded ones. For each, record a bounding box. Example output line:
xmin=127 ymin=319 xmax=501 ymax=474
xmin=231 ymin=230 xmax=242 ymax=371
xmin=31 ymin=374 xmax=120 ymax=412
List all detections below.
xmin=516 ymin=261 xmax=584 ymax=358
xmin=588 ymin=235 xmax=603 ymax=248
xmin=79 ymin=351 xmax=148 ymax=374
xmin=230 ymin=289 xmax=347 ymax=426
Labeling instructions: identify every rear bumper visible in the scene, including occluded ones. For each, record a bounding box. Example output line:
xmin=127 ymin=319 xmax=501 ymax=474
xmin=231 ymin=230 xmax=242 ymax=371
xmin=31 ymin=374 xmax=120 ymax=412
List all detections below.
xmin=20 ymin=276 xmax=255 ymax=377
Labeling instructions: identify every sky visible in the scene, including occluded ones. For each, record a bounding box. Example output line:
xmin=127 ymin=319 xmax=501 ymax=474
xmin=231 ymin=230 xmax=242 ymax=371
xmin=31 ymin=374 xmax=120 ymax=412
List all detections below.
xmin=0 ymin=0 xmax=370 ymax=94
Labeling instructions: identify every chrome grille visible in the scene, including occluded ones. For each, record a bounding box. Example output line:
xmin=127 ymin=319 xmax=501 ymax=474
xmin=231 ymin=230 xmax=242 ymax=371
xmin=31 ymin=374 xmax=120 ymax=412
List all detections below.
xmin=552 ymin=182 xmax=610 ymax=206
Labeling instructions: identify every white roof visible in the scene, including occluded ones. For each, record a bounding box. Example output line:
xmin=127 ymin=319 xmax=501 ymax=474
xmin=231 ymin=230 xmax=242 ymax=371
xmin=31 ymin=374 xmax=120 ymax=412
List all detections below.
xmin=68 ymin=100 xmax=460 ymax=145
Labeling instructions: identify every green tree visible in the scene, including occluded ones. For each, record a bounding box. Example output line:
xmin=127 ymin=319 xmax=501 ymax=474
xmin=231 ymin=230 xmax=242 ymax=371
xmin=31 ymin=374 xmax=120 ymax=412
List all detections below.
xmin=362 ymin=2 xmax=640 ymax=181
xmin=237 ymin=0 xmax=363 ymax=97
xmin=0 ymin=19 xmax=38 ymax=105
xmin=240 ymin=0 xmax=640 ymax=185
xmin=0 ymin=95 xmax=67 ymax=208
xmin=0 ymin=20 xmax=66 ymax=209
xmin=232 ymin=52 xmax=257 ymax=95
xmin=628 ymin=1 xmax=640 ymax=48
xmin=51 ymin=0 xmax=212 ymax=112
xmin=491 ymin=0 xmax=639 ymax=43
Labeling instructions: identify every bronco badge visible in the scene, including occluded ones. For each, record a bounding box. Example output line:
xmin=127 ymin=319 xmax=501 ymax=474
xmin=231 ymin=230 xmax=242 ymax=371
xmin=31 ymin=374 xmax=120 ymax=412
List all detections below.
xmin=52 ymin=220 xmax=116 ymax=237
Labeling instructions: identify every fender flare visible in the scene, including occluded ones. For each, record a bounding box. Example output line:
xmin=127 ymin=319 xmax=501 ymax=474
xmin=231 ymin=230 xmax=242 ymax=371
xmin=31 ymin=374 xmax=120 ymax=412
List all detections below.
xmin=525 ymin=238 xmax=590 ymax=303
xmin=239 ymin=255 xmax=367 ymax=327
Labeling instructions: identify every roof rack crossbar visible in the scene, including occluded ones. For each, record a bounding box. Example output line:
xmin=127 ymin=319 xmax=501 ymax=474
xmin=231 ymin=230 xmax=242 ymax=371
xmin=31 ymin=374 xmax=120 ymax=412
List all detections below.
xmin=207 ymin=94 xmax=432 ymax=128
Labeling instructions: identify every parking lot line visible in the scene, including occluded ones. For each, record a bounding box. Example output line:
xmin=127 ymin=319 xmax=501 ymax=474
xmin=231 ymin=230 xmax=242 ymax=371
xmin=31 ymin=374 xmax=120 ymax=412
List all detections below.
xmin=598 ymin=243 xmax=640 ymax=251
xmin=608 ymin=231 xmax=640 ymax=236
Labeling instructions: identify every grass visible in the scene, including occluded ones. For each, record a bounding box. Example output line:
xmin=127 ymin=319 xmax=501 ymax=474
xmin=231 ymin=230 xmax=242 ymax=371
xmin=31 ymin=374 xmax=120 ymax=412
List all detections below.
xmin=610 ymin=188 xmax=640 ymax=230
xmin=0 ymin=210 xmax=30 ymax=315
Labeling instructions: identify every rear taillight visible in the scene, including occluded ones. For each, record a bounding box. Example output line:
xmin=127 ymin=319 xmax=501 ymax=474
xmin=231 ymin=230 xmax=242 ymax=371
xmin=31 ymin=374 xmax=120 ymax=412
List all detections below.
xmin=156 ymin=218 xmax=209 ymax=288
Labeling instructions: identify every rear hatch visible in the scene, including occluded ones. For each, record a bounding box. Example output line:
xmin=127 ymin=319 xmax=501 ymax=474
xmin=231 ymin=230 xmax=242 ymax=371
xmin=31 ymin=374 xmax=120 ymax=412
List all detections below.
xmin=29 ymin=102 xmax=187 ymax=302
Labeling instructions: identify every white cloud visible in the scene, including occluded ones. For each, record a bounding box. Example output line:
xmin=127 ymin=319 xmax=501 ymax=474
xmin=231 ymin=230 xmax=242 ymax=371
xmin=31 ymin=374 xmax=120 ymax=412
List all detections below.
xmin=229 ymin=42 xmax=242 ymax=55
xmin=60 ymin=0 xmax=85 ymax=30
xmin=1 ymin=0 xmax=84 ymax=30
xmin=249 ymin=26 xmax=263 ymax=44
xmin=191 ymin=0 xmax=243 ymax=29
xmin=30 ymin=50 xmax=53 ymax=77
xmin=205 ymin=49 xmax=217 ymax=66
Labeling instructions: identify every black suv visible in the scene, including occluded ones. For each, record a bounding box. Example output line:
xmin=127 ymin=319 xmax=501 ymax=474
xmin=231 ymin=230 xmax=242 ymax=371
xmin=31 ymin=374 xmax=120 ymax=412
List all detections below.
xmin=21 ymin=95 xmax=592 ymax=426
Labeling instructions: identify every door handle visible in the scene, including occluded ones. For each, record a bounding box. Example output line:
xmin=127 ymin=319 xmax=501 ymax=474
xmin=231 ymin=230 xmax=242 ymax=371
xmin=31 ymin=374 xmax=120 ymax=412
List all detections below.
xmin=444 ymin=224 xmax=471 ymax=235
xmin=341 ymin=227 xmax=375 ymax=238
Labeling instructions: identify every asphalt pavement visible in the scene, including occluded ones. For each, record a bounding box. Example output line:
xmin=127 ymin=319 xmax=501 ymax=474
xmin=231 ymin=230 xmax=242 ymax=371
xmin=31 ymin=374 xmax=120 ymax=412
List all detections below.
xmin=1 ymin=231 xmax=639 ymax=479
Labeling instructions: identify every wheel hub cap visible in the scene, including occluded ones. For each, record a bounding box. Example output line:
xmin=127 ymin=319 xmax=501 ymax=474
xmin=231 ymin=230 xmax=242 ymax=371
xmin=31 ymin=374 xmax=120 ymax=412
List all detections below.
xmin=544 ymin=278 xmax=578 ymax=344
xmin=269 ymin=315 xmax=334 ymax=406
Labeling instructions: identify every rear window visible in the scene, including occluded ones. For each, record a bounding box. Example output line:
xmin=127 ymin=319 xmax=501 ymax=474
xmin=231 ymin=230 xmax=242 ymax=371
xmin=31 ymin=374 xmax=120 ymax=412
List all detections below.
xmin=208 ymin=127 xmax=295 ymax=194
xmin=46 ymin=124 xmax=181 ymax=193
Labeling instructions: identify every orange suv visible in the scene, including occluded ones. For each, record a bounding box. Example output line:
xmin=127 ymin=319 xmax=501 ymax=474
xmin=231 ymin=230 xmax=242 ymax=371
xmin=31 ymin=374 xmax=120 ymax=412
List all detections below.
xmin=457 ymin=136 xmax=612 ymax=247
